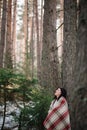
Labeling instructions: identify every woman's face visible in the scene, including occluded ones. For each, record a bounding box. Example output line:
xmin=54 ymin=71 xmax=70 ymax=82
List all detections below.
xmin=54 ymin=88 xmax=61 ymax=98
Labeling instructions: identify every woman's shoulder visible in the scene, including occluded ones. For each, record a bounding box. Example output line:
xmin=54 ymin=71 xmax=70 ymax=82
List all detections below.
xmin=59 ymin=96 xmax=67 ymax=103
xmin=51 ymin=99 xmax=56 ymax=105
xmin=51 ymin=96 xmax=67 ymax=104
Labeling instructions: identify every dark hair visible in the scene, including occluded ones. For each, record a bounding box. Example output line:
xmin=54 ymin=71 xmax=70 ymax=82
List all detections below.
xmin=54 ymin=87 xmax=67 ymax=100
xmin=60 ymin=88 xmax=67 ymax=98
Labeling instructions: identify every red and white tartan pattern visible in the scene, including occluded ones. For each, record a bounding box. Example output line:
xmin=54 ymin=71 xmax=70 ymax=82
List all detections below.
xmin=43 ymin=97 xmax=71 ymax=130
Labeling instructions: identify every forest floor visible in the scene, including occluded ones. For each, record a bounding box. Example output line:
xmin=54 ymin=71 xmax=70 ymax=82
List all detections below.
xmin=0 ymin=101 xmax=21 ymax=130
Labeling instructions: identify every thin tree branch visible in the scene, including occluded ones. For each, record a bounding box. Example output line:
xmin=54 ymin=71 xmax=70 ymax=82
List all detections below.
xmin=50 ymin=44 xmax=63 ymax=52
xmin=56 ymin=9 xmax=64 ymax=13
xmin=56 ymin=22 xmax=64 ymax=31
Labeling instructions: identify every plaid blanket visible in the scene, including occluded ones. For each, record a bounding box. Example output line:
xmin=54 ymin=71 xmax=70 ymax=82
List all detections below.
xmin=43 ymin=97 xmax=71 ymax=130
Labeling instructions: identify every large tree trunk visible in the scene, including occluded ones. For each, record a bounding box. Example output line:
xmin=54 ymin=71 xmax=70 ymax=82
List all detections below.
xmin=41 ymin=0 xmax=60 ymax=92
xmin=0 ymin=0 xmax=7 ymax=68
xmin=0 ymin=0 xmax=2 ymax=40
xmin=5 ymin=0 xmax=13 ymax=68
xmin=62 ymin=0 xmax=77 ymax=94
xmin=72 ymin=0 xmax=87 ymax=130
xmin=62 ymin=0 xmax=77 ymax=129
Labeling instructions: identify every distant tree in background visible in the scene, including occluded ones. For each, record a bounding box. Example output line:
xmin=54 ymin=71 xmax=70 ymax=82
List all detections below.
xmin=5 ymin=0 xmax=13 ymax=68
xmin=39 ymin=0 xmax=43 ymax=68
xmin=35 ymin=0 xmax=41 ymax=82
xmin=23 ymin=0 xmax=29 ymax=77
xmin=12 ymin=0 xmax=17 ymax=67
xmin=30 ymin=1 xmax=35 ymax=79
xmin=0 ymin=0 xmax=7 ymax=68
xmin=0 ymin=0 xmax=2 ymax=39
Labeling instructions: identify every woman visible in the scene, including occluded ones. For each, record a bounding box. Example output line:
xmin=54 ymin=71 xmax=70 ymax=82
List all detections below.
xmin=43 ymin=88 xmax=71 ymax=130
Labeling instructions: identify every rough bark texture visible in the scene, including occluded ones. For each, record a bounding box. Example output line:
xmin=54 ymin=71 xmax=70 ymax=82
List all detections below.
xmin=72 ymin=0 xmax=87 ymax=129
xmin=62 ymin=0 xmax=77 ymax=129
xmin=0 ymin=0 xmax=2 ymax=40
xmin=0 ymin=0 xmax=7 ymax=67
xmin=62 ymin=0 xmax=77 ymax=95
xmin=5 ymin=0 xmax=13 ymax=68
xmin=41 ymin=0 xmax=60 ymax=92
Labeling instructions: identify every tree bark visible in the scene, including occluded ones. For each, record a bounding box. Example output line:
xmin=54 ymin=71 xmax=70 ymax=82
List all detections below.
xmin=41 ymin=0 xmax=60 ymax=92
xmin=30 ymin=16 xmax=34 ymax=79
xmin=0 ymin=0 xmax=7 ymax=68
xmin=24 ymin=0 xmax=29 ymax=77
xmin=34 ymin=0 xmax=41 ymax=82
xmin=12 ymin=0 xmax=17 ymax=68
xmin=0 ymin=0 xmax=2 ymax=40
xmin=72 ymin=0 xmax=87 ymax=129
xmin=62 ymin=0 xmax=77 ymax=128
xmin=62 ymin=0 xmax=77 ymax=97
xmin=5 ymin=0 xmax=13 ymax=68
xmin=38 ymin=0 xmax=43 ymax=84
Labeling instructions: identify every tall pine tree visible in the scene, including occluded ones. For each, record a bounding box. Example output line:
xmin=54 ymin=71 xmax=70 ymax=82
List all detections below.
xmin=41 ymin=0 xmax=60 ymax=92
xmin=72 ymin=0 xmax=87 ymax=129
